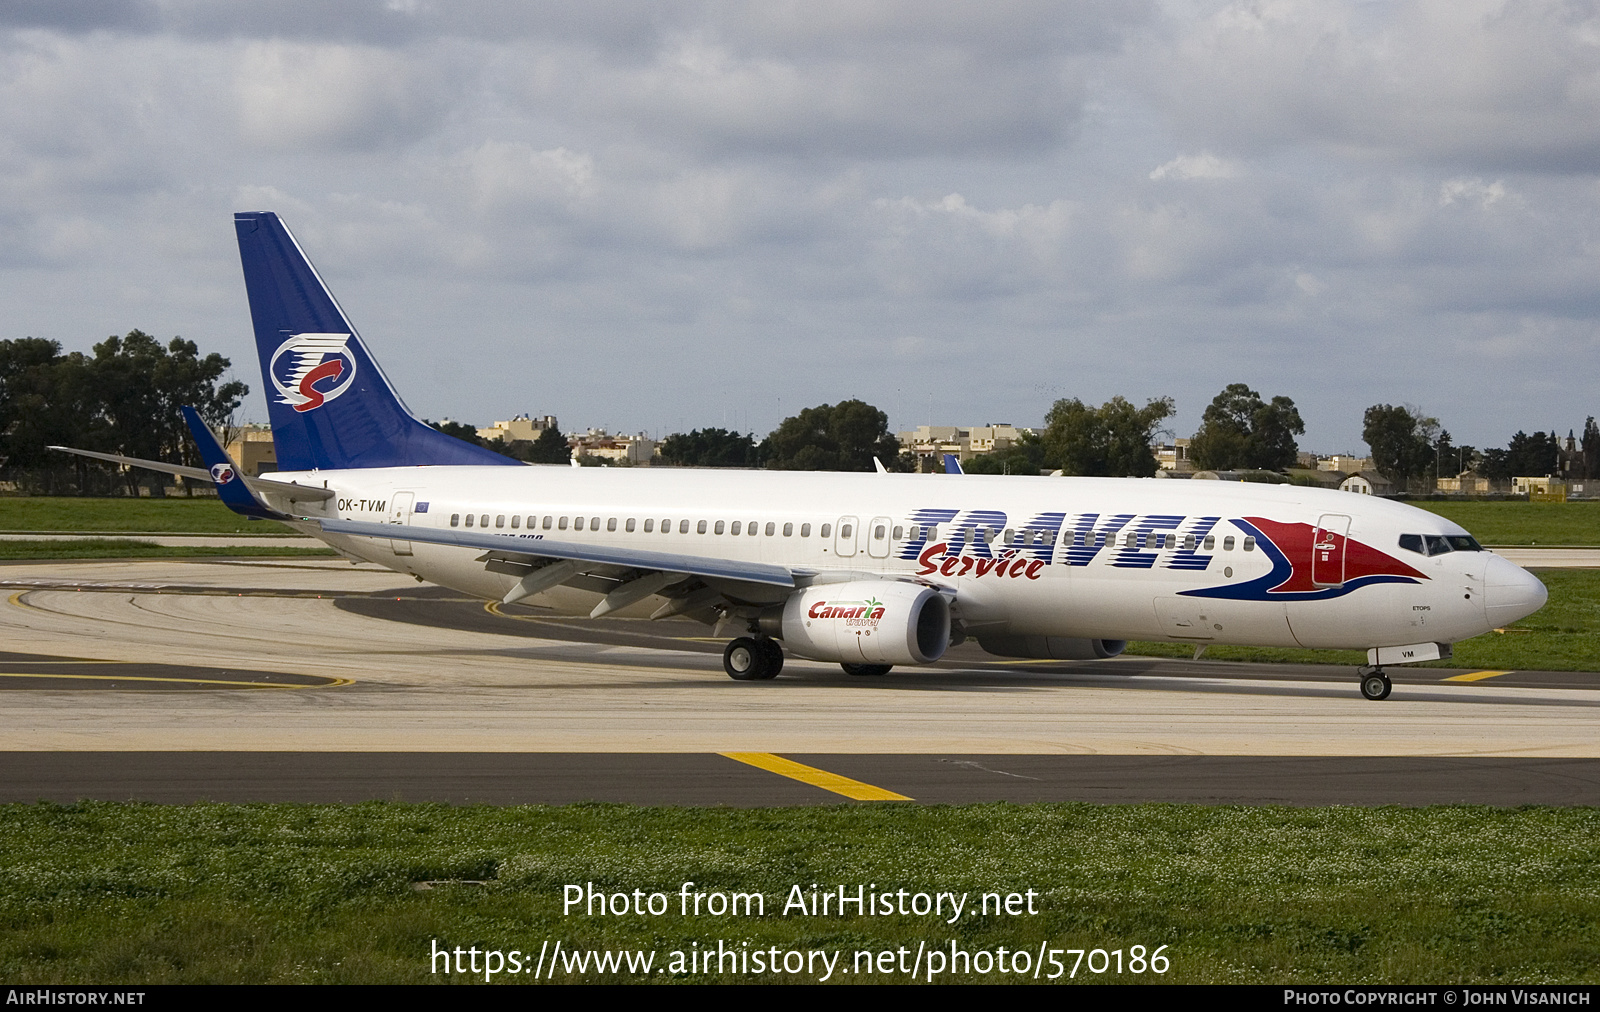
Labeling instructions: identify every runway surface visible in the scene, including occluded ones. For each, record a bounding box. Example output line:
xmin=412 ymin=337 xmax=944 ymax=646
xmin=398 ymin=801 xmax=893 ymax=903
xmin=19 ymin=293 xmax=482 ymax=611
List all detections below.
xmin=3 ymin=557 xmax=1599 ymax=805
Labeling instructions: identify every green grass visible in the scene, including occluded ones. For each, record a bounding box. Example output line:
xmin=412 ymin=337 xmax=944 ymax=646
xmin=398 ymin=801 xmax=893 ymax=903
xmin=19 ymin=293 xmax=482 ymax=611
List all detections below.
xmin=0 ymin=802 xmax=1595 ymax=984
xmin=0 ymin=497 xmax=296 ymax=535
xmin=1409 ymin=500 xmax=1600 ymax=546
xmin=1127 ymin=568 xmax=1600 ymax=672
xmin=0 ymin=539 xmax=335 ymax=560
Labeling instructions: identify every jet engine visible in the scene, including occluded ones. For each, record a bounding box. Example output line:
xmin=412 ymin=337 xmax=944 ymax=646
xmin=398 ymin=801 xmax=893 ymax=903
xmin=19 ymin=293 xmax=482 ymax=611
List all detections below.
xmin=772 ymin=581 xmax=951 ymax=665
xmin=976 ymin=635 xmax=1126 ymax=660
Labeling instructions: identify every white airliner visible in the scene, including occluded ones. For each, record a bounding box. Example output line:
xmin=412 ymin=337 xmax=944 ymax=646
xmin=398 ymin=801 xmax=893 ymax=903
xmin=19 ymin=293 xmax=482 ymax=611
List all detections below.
xmin=56 ymin=212 xmax=1548 ymax=701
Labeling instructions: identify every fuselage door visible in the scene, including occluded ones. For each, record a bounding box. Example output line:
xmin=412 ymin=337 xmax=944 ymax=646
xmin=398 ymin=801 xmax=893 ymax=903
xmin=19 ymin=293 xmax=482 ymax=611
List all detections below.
xmin=866 ymin=516 xmax=892 ymax=559
xmin=389 ymin=491 xmax=416 ymax=556
xmin=835 ymin=516 xmax=859 ymax=557
xmin=1312 ymin=513 xmax=1350 ymax=587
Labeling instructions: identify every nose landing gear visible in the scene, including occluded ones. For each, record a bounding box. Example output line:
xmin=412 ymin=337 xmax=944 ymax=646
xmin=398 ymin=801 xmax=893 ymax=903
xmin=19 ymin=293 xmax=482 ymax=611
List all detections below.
xmin=1358 ymin=666 xmax=1392 ymax=701
xmin=724 ymin=636 xmax=783 ymax=680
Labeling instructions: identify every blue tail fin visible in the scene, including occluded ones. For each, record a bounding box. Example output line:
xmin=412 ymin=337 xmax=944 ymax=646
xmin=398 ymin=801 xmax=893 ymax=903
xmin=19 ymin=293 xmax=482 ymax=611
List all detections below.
xmin=234 ymin=211 xmax=520 ymax=471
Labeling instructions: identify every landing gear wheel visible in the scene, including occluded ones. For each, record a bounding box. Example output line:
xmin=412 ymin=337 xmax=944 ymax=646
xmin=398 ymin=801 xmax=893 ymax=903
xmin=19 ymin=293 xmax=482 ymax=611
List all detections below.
xmin=724 ymin=637 xmax=766 ymax=681
xmin=841 ymin=663 xmax=893 ymax=677
xmin=1360 ymin=670 xmax=1392 ymax=701
xmin=756 ymin=638 xmax=784 ymax=680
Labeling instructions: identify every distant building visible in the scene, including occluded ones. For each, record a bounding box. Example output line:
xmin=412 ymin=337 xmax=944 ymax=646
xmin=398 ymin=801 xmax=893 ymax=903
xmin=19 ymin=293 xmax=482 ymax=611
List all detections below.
xmin=1340 ymin=471 xmax=1396 ymax=495
xmin=1436 ymin=471 xmax=1494 ymax=495
xmin=1154 ymin=438 xmax=1195 ymax=474
xmin=1320 ymin=454 xmax=1373 ymax=473
xmin=477 ymin=414 xmax=559 ymax=443
xmin=569 ymin=428 xmax=658 ymax=465
xmin=224 ymin=423 xmax=277 ymax=476
xmin=897 ymin=423 xmax=1034 ymax=468
xmin=1513 ymin=476 xmax=1565 ymax=499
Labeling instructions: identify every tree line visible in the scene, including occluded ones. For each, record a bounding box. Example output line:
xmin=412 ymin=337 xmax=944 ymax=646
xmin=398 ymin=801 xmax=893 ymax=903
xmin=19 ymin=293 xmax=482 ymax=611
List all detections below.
xmin=4 ymin=331 xmax=1588 ymax=491
xmin=0 ymin=333 xmax=245 ymax=495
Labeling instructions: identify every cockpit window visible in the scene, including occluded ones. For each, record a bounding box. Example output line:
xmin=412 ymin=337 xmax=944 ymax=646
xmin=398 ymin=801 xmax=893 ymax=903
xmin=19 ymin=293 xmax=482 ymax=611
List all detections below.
xmin=1400 ymin=533 xmax=1483 ymax=557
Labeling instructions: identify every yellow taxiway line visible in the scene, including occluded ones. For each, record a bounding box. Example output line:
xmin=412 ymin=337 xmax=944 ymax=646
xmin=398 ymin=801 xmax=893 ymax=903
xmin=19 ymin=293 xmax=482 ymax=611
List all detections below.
xmin=0 ymin=671 xmax=353 ymax=689
xmin=720 ymin=752 xmax=912 ymax=801
xmin=1442 ymin=670 xmax=1514 ymax=683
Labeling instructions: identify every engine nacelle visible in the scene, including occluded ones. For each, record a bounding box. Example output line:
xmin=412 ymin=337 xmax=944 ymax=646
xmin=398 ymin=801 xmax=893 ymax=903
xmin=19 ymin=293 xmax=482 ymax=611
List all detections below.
xmin=976 ymin=635 xmax=1126 ymax=660
xmin=779 ymin=581 xmax=951 ymax=665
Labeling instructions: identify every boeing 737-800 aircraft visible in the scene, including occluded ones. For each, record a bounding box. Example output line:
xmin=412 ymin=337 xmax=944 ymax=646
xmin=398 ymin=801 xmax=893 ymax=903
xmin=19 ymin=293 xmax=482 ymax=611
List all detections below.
xmin=56 ymin=212 xmax=1549 ymax=700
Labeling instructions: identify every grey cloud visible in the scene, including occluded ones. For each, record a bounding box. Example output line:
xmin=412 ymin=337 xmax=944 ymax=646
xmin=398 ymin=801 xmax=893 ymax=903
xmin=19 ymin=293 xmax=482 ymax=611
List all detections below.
xmin=1141 ymin=0 xmax=1600 ymax=173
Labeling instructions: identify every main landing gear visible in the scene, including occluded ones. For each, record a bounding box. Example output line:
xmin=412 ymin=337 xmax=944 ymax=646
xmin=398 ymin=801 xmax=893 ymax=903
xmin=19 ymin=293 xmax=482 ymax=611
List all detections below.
xmin=1358 ymin=665 xmax=1392 ymax=701
xmin=724 ymin=636 xmax=783 ymax=681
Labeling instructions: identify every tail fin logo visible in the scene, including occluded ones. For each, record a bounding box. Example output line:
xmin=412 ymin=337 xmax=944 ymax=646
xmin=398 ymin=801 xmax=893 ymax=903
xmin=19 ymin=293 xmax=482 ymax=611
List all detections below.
xmin=269 ymin=333 xmax=358 ymax=413
xmin=209 ymin=463 xmax=236 ymax=484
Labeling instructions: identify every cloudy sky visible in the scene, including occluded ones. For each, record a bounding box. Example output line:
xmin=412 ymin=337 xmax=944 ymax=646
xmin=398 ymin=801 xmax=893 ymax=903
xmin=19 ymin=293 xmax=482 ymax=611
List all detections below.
xmin=2 ymin=1 xmax=1597 ymax=453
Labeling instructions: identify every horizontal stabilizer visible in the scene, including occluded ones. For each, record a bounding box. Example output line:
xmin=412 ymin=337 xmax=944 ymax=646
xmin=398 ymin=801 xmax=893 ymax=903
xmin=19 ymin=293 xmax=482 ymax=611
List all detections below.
xmin=49 ymin=445 xmax=334 ymax=503
xmin=319 ymin=517 xmax=796 ymax=588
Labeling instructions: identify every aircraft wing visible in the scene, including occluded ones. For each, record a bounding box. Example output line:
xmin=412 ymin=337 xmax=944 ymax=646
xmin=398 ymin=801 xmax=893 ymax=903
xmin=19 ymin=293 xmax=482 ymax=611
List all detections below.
xmin=318 ymin=517 xmax=796 ymax=589
xmin=49 ymin=445 xmax=335 ymax=503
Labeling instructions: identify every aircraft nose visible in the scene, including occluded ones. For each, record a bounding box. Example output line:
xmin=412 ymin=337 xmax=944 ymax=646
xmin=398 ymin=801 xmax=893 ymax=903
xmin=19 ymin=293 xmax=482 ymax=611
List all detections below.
xmin=1483 ymin=554 xmax=1547 ymax=628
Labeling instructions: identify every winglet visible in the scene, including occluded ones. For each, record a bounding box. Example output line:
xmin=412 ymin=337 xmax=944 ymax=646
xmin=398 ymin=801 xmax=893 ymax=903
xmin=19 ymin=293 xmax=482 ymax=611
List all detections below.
xmin=873 ymin=457 xmax=888 ymax=473
xmin=943 ymin=453 xmax=965 ymax=475
xmin=180 ymin=407 xmax=293 ymax=520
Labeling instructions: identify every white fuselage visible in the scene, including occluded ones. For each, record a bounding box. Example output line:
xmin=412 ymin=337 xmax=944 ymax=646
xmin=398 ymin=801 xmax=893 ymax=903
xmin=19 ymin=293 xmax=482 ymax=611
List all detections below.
xmin=273 ymin=465 xmax=1543 ymax=653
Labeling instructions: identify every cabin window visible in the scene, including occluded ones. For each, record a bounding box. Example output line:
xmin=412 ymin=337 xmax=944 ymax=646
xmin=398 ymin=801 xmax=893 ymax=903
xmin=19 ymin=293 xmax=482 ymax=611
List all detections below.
xmin=591 ymin=516 xmax=599 ymax=529
xmin=542 ymin=516 xmax=553 ymax=530
xmin=450 ymin=513 xmax=460 ymax=527
xmin=801 ymin=523 xmax=812 ymax=537
xmin=983 ymin=528 xmax=996 ymax=543
xmin=1185 ymin=534 xmax=1196 ymax=551
xmin=574 ymin=517 xmax=584 ymax=531
xmin=872 ymin=524 xmax=883 ymax=540
xmin=558 ymin=517 xmax=569 ymax=530
xmin=479 ymin=514 xmax=488 ymax=528
xmin=1003 ymin=528 xmax=1014 ymax=544
xmin=509 ymin=515 xmax=520 ymax=529
xmin=495 ymin=515 xmax=505 ymax=528
xmin=765 ymin=522 xmax=776 ymax=536
xmin=1243 ymin=536 xmax=1255 ymax=552
xmin=714 ymin=520 xmax=725 ymax=535
xmin=697 ymin=520 xmax=708 ymax=534
xmin=1223 ymin=536 xmax=1235 ymax=551
xmin=1202 ymin=534 xmax=1215 ymax=551
xmin=661 ymin=519 xmax=671 ymax=532
xmin=748 ymin=521 xmax=758 ymax=536
xmin=626 ymin=518 xmax=636 ymax=532
xmin=893 ymin=526 xmax=903 ymax=540
xmin=679 ymin=520 xmax=690 ymax=534
xmin=730 ymin=521 xmax=742 ymax=535
xmin=821 ymin=523 xmax=832 ymax=538
xmin=464 ymin=514 xmax=475 ymax=528
xmin=784 ymin=523 xmax=794 ymax=537
xmin=607 ymin=518 xmax=617 ymax=532
xmin=644 ymin=519 xmax=654 ymax=533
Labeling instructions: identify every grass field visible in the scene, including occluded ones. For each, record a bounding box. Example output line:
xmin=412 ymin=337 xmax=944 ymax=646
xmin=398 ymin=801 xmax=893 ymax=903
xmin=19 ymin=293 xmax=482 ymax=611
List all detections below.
xmin=1 ymin=802 xmax=1594 ymax=985
xmin=1127 ymin=567 xmax=1600 ymax=672
xmin=1410 ymin=500 xmax=1600 ymax=546
xmin=0 ymin=497 xmax=296 ymax=535
xmin=0 ymin=539 xmax=335 ymax=560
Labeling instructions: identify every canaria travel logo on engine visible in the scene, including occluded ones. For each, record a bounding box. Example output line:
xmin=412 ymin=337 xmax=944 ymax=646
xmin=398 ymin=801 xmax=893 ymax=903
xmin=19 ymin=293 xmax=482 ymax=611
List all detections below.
xmin=807 ymin=597 xmax=886 ymax=629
